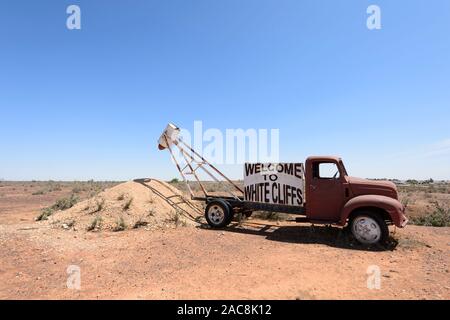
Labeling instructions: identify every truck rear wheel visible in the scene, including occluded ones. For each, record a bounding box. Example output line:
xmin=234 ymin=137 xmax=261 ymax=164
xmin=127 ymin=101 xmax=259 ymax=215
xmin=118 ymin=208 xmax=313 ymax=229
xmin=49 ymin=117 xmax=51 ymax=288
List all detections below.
xmin=350 ymin=211 xmax=389 ymax=245
xmin=205 ymin=200 xmax=232 ymax=228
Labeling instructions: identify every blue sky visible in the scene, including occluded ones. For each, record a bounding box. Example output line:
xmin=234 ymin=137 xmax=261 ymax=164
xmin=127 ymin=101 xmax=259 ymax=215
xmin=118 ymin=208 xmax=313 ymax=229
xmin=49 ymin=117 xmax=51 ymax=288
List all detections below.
xmin=1 ymin=0 xmax=449 ymax=181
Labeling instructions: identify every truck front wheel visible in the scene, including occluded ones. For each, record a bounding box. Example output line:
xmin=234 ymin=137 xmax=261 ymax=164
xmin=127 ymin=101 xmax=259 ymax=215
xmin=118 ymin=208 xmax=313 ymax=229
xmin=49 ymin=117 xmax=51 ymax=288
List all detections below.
xmin=350 ymin=211 xmax=389 ymax=245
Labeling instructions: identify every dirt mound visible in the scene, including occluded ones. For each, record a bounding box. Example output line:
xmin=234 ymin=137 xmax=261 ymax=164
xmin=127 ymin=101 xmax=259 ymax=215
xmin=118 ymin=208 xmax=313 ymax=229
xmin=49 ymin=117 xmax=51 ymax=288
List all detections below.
xmin=47 ymin=179 xmax=203 ymax=231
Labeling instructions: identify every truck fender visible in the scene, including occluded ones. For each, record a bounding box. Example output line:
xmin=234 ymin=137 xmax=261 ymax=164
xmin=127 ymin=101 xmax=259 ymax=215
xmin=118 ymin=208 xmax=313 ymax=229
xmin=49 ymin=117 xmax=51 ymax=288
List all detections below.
xmin=340 ymin=194 xmax=407 ymax=227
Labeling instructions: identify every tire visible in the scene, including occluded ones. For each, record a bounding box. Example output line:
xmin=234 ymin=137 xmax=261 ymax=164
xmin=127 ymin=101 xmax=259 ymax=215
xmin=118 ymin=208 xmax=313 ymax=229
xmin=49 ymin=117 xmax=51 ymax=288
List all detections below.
xmin=350 ymin=211 xmax=389 ymax=245
xmin=226 ymin=203 xmax=235 ymax=219
xmin=205 ymin=200 xmax=232 ymax=228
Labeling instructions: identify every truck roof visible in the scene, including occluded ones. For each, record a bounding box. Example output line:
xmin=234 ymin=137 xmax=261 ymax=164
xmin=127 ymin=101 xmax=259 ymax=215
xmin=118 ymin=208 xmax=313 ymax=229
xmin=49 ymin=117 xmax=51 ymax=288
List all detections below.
xmin=306 ymin=156 xmax=342 ymax=162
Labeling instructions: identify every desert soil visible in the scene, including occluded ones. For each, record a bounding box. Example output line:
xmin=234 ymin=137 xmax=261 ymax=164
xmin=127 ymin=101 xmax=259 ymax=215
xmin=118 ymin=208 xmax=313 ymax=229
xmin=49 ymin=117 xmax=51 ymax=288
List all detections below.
xmin=0 ymin=181 xmax=449 ymax=300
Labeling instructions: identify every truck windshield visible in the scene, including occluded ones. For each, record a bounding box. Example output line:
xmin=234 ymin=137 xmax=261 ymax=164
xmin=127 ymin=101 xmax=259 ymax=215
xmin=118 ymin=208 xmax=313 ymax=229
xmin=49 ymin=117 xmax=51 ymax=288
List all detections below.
xmin=339 ymin=160 xmax=348 ymax=176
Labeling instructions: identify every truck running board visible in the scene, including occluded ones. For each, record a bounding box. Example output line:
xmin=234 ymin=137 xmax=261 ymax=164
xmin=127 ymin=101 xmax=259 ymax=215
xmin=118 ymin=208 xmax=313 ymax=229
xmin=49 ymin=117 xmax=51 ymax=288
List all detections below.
xmin=288 ymin=217 xmax=338 ymax=225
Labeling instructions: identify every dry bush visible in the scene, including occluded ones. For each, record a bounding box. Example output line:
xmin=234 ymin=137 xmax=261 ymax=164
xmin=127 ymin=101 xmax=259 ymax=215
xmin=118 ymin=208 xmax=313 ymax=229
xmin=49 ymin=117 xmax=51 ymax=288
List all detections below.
xmin=91 ymin=198 xmax=105 ymax=213
xmin=52 ymin=194 xmax=78 ymax=211
xmin=410 ymin=202 xmax=450 ymax=227
xmin=87 ymin=216 xmax=102 ymax=231
xmin=36 ymin=208 xmax=54 ymax=221
xmin=123 ymin=197 xmax=133 ymax=210
xmin=113 ymin=216 xmax=127 ymax=232
xmin=252 ymin=211 xmax=289 ymax=221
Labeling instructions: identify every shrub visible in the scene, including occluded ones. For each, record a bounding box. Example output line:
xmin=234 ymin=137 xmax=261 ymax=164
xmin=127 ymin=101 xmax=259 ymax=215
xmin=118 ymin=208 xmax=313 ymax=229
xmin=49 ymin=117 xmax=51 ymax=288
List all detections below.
xmin=32 ymin=190 xmax=45 ymax=196
xmin=65 ymin=220 xmax=75 ymax=228
xmin=91 ymin=198 xmax=105 ymax=213
xmin=172 ymin=211 xmax=181 ymax=226
xmin=51 ymin=194 xmax=78 ymax=211
xmin=169 ymin=210 xmax=185 ymax=227
xmin=36 ymin=208 xmax=54 ymax=221
xmin=253 ymin=211 xmax=288 ymax=221
xmin=401 ymin=197 xmax=410 ymax=208
xmin=87 ymin=216 xmax=102 ymax=231
xmin=169 ymin=178 xmax=179 ymax=184
xmin=123 ymin=198 xmax=133 ymax=210
xmin=50 ymin=185 xmax=62 ymax=192
xmin=72 ymin=186 xmax=82 ymax=194
xmin=411 ymin=202 xmax=450 ymax=227
xmin=113 ymin=216 xmax=127 ymax=232
xmin=133 ymin=217 xmax=148 ymax=229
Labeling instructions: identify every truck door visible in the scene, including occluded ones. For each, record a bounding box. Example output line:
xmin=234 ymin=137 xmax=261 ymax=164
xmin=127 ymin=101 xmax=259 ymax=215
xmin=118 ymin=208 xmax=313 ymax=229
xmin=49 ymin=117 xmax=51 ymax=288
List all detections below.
xmin=307 ymin=161 xmax=346 ymax=221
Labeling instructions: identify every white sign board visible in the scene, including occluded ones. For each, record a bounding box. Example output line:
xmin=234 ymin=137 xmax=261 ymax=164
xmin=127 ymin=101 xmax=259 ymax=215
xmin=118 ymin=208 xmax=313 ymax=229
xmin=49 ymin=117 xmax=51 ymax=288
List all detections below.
xmin=244 ymin=163 xmax=305 ymax=206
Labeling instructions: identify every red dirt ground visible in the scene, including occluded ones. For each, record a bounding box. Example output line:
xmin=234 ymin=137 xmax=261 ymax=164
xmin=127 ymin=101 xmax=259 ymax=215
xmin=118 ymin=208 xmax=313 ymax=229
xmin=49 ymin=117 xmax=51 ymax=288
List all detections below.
xmin=0 ymin=182 xmax=449 ymax=300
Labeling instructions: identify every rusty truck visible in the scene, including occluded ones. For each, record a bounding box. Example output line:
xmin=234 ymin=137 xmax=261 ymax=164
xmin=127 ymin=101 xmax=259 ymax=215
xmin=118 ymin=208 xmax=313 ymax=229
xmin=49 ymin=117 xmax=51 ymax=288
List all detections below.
xmin=158 ymin=123 xmax=408 ymax=245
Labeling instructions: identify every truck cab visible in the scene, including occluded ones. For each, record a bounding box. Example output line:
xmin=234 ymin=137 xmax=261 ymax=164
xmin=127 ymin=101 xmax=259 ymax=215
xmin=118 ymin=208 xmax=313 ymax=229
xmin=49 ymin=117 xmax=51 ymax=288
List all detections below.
xmin=305 ymin=156 xmax=408 ymax=244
